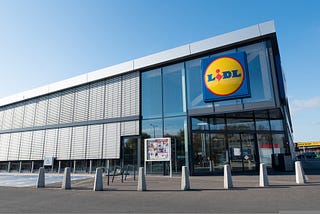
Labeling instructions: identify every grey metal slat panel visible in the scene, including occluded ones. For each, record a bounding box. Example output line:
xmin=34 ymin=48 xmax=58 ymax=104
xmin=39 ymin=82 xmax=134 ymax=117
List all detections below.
xmin=70 ymin=126 xmax=87 ymax=160
xmin=123 ymin=72 xmax=139 ymax=117
xmin=2 ymin=108 xmax=14 ymax=130
xmin=0 ymin=110 xmax=4 ymax=130
xmin=0 ymin=133 xmax=10 ymax=161
xmin=105 ymin=77 xmax=121 ymax=119
xmin=19 ymin=131 xmax=32 ymax=160
xmin=59 ymin=89 xmax=75 ymax=124
xmin=56 ymin=127 xmax=72 ymax=160
xmin=30 ymin=130 xmax=45 ymax=160
xmin=34 ymin=98 xmax=48 ymax=127
xmin=47 ymin=94 xmax=61 ymax=125
xmin=74 ymin=86 xmax=89 ymax=123
xmin=103 ymin=122 xmax=120 ymax=159
xmin=86 ymin=124 xmax=103 ymax=159
xmin=12 ymin=105 xmax=24 ymax=129
xmin=7 ymin=132 xmax=21 ymax=161
xmin=23 ymin=101 xmax=36 ymax=128
xmin=89 ymin=81 xmax=105 ymax=121
xmin=43 ymin=129 xmax=58 ymax=158
xmin=121 ymin=120 xmax=139 ymax=136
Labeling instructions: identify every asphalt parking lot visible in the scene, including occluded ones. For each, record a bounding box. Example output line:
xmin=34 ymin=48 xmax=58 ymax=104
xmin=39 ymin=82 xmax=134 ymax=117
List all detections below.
xmin=0 ymin=171 xmax=320 ymax=213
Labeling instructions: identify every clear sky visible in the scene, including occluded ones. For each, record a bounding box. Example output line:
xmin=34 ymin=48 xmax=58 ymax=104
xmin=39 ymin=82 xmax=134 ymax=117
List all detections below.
xmin=0 ymin=0 xmax=319 ymax=142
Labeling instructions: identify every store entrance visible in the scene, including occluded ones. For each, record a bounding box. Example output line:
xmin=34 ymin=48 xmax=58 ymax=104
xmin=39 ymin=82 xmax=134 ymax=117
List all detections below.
xmin=121 ymin=136 xmax=140 ymax=173
xmin=192 ymin=133 xmax=227 ymax=174
xmin=227 ymin=133 xmax=257 ymax=172
xmin=192 ymin=132 xmax=258 ymax=174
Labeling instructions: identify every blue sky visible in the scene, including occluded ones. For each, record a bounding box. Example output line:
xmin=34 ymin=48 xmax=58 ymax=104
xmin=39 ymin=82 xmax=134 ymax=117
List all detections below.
xmin=0 ymin=0 xmax=319 ymax=142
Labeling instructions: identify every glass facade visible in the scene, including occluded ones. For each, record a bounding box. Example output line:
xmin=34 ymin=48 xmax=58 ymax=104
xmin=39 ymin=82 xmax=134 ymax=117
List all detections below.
xmin=141 ymin=40 xmax=292 ymax=175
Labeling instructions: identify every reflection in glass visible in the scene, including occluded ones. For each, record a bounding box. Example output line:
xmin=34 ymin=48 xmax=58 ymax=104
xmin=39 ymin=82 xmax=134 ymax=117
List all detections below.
xmin=257 ymin=134 xmax=272 ymax=165
xmin=240 ymin=42 xmax=274 ymax=103
xmin=270 ymin=119 xmax=284 ymax=131
xmin=208 ymin=117 xmax=225 ymax=130
xmin=226 ymin=118 xmax=254 ymax=130
xmin=255 ymin=119 xmax=270 ymax=130
xmin=272 ymin=134 xmax=286 ymax=154
xmin=164 ymin=116 xmax=186 ymax=172
xmin=142 ymin=119 xmax=162 ymax=138
xmin=191 ymin=117 xmax=209 ymax=131
xmin=141 ymin=69 xmax=162 ymax=118
xmin=163 ymin=63 xmax=186 ymax=116
xmin=185 ymin=58 xmax=211 ymax=109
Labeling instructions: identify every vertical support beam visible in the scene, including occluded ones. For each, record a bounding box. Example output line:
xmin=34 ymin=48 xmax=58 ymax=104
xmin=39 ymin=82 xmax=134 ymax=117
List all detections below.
xmin=19 ymin=161 xmax=22 ymax=173
xmin=89 ymin=160 xmax=92 ymax=174
xmin=93 ymin=167 xmax=103 ymax=191
xmin=137 ymin=167 xmax=146 ymax=191
xmin=62 ymin=167 xmax=71 ymax=190
xmin=31 ymin=161 xmax=34 ymax=173
xmin=58 ymin=161 xmax=61 ymax=174
xmin=7 ymin=162 xmax=11 ymax=173
xmin=36 ymin=167 xmax=45 ymax=188
xmin=224 ymin=164 xmax=233 ymax=189
xmin=181 ymin=166 xmax=190 ymax=191
xmin=259 ymin=163 xmax=269 ymax=187
xmin=73 ymin=160 xmax=76 ymax=173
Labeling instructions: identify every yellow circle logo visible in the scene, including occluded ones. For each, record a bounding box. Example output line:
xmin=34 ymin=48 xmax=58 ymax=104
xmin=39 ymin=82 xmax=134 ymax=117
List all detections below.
xmin=204 ymin=56 xmax=244 ymax=96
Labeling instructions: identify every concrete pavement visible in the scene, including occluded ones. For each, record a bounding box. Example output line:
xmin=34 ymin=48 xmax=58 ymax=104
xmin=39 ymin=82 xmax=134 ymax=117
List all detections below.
xmin=0 ymin=173 xmax=320 ymax=213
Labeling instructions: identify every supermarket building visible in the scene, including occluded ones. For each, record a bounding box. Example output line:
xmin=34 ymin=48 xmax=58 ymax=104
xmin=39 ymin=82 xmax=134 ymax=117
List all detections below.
xmin=0 ymin=21 xmax=294 ymax=175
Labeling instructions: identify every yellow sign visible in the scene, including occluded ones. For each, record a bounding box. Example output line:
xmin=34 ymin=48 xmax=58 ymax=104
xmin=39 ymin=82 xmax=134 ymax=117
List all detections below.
xmin=204 ymin=56 xmax=244 ymax=96
xmin=296 ymin=142 xmax=320 ymax=147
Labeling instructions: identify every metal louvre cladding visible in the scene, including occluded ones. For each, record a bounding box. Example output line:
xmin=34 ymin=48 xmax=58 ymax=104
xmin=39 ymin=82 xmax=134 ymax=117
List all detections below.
xmin=122 ymin=71 xmax=140 ymax=117
xmin=23 ymin=101 xmax=36 ymax=128
xmin=105 ymin=76 xmax=121 ymax=119
xmin=74 ymin=85 xmax=89 ymax=123
xmin=86 ymin=124 xmax=103 ymax=159
xmin=34 ymin=97 xmax=48 ymax=127
xmin=7 ymin=132 xmax=21 ymax=161
xmin=71 ymin=126 xmax=87 ymax=160
xmin=12 ymin=104 xmax=24 ymax=129
xmin=56 ymin=127 xmax=72 ymax=160
xmin=0 ymin=133 xmax=10 ymax=161
xmin=43 ymin=129 xmax=58 ymax=159
xmin=19 ymin=131 xmax=32 ymax=160
xmin=2 ymin=108 xmax=14 ymax=130
xmin=59 ymin=89 xmax=75 ymax=124
xmin=30 ymin=130 xmax=45 ymax=160
xmin=89 ymin=81 xmax=105 ymax=121
xmin=46 ymin=94 xmax=61 ymax=125
xmin=103 ymin=122 xmax=120 ymax=159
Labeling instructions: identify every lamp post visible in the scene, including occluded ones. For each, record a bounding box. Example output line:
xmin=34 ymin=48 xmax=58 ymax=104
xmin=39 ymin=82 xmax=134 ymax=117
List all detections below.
xmin=150 ymin=124 xmax=157 ymax=138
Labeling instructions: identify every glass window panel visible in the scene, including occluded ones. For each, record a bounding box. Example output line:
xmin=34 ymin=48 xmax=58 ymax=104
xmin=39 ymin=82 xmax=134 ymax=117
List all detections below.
xmin=185 ymin=58 xmax=211 ymax=109
xmin=141 ymin=69 xmax=162 ymax=118
xmin=257 ymin=134 xmax=272 ymax=166
xmin=208 ymin=117 xmax=225 ymax=131
xmin=142 ymin=119 xmax=162 ymax=139
xmin=239 ymin=42 xmax=274 ymax=103
xmin=255 ymin=119 xmax=270 ymax=131
xmin=191 ymin=117 xmax=209 ymax=131
xmin=270 ymin=119 xmax=284 ymax=131
xmin=226 ymin=118 xmax=254 ymax=130
xmin=164 ymin=116 xmax=187 ymax=171
xmin=163 ymin=63 xmax=186 ymax=116
xmin=272 ymin=134 xmax=286 ymax=154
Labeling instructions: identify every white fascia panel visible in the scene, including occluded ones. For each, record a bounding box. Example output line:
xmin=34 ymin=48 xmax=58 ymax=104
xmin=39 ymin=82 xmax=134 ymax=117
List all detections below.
xmin=87 ymin=60 xmax=134 ymax=82
xmin=190 ymin=25 xmax=260 ymax=55
xmin=134 ymin=44 xmax=190 ymax=70
xmin=48 ymin=74 xmax=88 ymax=94
xmin=0 ymin=85 xmax=49 ymax=106
xmin=258 ymin=20 xmax=275 ymax=36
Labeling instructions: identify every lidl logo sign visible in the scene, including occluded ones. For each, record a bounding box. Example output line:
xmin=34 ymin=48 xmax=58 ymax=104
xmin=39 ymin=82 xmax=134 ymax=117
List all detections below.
xmin=202 ymin=52 xmax=250 ymax=102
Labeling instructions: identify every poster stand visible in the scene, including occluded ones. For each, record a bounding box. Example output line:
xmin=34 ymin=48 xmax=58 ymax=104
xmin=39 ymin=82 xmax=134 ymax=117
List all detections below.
xmin=144 ymin=138 xmax=172 ymax=177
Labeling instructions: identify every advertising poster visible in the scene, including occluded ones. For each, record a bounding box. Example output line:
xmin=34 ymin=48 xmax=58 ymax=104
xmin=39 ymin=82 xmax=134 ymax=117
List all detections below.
xmin=145 ymin=138 xmax=171 ymax=162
